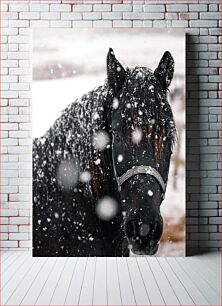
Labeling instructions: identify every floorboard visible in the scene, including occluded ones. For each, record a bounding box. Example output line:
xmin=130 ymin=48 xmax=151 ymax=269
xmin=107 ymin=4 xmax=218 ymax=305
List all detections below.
xmin=147 ymin=257 xmax=180 ymax=305
xmin=107 ymin=258 xmax=122 ymax=306
xmin=167 ymin=257 xmax=210 ymax=305
xmin=1 ymin=251 xmax=220 ymax=306
xmin=64 ymin=257 xmax=87 ymax=306
xmin=157 ymin=257 xmax=195 ymax=305
xmin=188 ymin=256 xmax=220 ymax=294
xmin=137 ymin=257 xmax=165 ymax=305
xmin=51 ymin=257 xmax=78 ymax=305
xmin=78 ymin=257 xmax=96 ymax=305
xmin=93 ymin=257 xmax=107 ymax=305
xmin=35 ymin=258 xmax=67 ymax=305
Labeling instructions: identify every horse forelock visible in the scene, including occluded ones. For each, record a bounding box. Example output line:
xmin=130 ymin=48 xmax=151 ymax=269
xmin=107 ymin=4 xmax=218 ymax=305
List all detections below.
xmin=117 ymin=67 xmax=176 ymax=158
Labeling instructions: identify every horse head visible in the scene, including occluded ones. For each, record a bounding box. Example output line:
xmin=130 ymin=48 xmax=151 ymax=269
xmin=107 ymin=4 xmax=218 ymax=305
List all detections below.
xmin=107 ymin=48 xmax=176 ymax=255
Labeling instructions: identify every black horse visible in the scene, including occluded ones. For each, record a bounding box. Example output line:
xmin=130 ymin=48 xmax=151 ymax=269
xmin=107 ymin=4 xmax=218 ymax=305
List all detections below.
xmin=33 ymin=48 xmax=176 ymax=256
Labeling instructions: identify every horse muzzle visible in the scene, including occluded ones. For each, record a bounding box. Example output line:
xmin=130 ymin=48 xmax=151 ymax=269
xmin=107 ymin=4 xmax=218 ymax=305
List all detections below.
xmin=124 ymin=210 xmax=163 ymax=256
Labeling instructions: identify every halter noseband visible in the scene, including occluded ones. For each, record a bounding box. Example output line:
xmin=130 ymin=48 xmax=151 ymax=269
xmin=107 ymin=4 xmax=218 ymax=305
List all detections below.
xmin=115 ymin=165 xmax=166 ymax=199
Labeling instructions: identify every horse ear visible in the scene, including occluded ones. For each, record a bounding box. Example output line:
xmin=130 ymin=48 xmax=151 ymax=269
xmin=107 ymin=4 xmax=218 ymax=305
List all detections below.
xmin=107 ymin=48 xmax=125 ymax=94
xmin=154 ymin=51 xmax=174 ymax=88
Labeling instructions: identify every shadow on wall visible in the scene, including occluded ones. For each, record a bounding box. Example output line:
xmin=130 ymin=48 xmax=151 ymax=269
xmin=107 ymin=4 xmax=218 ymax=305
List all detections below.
xmin=186 ymin=34 xmax=201 ymax=256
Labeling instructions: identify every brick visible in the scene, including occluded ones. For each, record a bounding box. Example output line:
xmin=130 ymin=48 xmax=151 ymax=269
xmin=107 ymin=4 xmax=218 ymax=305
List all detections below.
xmin=189 ymin=4 xmax=207 ymax=11
xmin=153 ymin=20 xmax=171 ymax=28
xmin=2 ymin=59 xmax=18 ymax=68
xmin=133 ymin=20 xmax=143 ymax=27
xmin=191 ymin=233 xmax=209 ymax=240
xmin=19 ymin=226 xmax=30 ymax=233
xmin=9 ymin=68 xmax=31 ymax=75
xmin=209 ymin=4 xmax=218 ymax=11
xmin=93 ymin=20 xmax=112 ymax=27
xmin=9 ymin=99 xmax=29 ymax=107
xmin=9 ymin=3 xmax=28 ymax=11
xmin=9 ymin=115 xmax=30 ymax=123
xmin=19 ymin=12 xmax=39 ymax=19
xmin=50 ymin=4 xmax=71 ymax=12
xmin=102 ymin=12 xmax=122 ymax=19
xmin=72 ymin=20 xmax=93 ymax=28
xmin=1 ymin=138 xmax=18 ymax=146
xmin=133 ymin=5 xmax=143 ymax=12
xmin=8 ymin=52 xmax=30 ymax=60
xmin=190 ymin=20 xmax=217 ymax=28
xmin=210 ymin=28 xmax=221 ymax=35
xmin=9 ymin=233 xmax=29 ymax=240
xmin=113 ymin=20 xmax=132 ymax=27
xmin=94 ymin=4 xmax=111 ymax=11
xmin=30 ymin=4 xmax=49 ymax=11
xmin=179 ymin=12 xmax=198 ymax=20
xmin=2 ymin=123 xmax=18 ymax=131
xmin=200 ymin=12 xmax=221 ymax=19
xmin=83 ymin=12 xmax=101 ymax=20
xmin=1 ymin=91 xmax=18 ymax=99
xmin=172 ymin=20 xmax=188 ymax=27
xmin=0 ymin=241 xmax=18 ymax=248
xmin=199 ymin=52 xmax=217 ymax=60
xmin=50 ymin=21 xmax=71 ymax=27
xmin=1 ymin=170 xmax=18 ymax=178
xmin=209 ymin=217 xmax=222 ymax=225
xmin=209 ymin=75 xmax=221 ymax=82
xmin=19 ymin=123 xmax=32 ymax=130
xmin=199 ymin=28 xmax=209 ymax=36
xmin=9 ymin=20 xmax=29 ymax=28
xmin=166 ymin=4 xmax=188 ymax=12
xmin=113 ymin=4 xmax=132 ymax=11
xmin=8 ymin=36 xmax=30 ymax=44
xmin=208 ymin=45 xmax=221 ymax=52
xmin=8 ymin=146 xmax=31 ymax=154
xmin=41 ymin=12 xmax=60 ymax=20
xmin=1 ymin=209 xmax=18 ymax=216
xmin=19 ymin=241 xmax=31 ymax=248
xmin=165 ymin=13 xmax=178 ymax=20
xmin=73 ymin=4 xmax=92 ymax=12
xmin=61 ymin=13 xmax=82 ymax=20
xmin=143 ymin=5 xmax=165 ymax=12
xmin=123 ymin=12 xmax=164 ymax=19
xmin=2 ymin=28 xmax=18 ymax=36
xmin=30 ymin=21 xmax=50 ymax=28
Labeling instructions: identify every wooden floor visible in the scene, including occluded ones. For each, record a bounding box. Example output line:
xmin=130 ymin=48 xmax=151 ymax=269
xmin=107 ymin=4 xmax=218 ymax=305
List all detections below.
xmin=1 ymin=251 xmax=221 ymax=306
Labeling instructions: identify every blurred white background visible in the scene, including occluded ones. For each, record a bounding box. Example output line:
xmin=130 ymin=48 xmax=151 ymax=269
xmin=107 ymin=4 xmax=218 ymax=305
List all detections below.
xmin=33 ymin=29 xmax=185 ymax=256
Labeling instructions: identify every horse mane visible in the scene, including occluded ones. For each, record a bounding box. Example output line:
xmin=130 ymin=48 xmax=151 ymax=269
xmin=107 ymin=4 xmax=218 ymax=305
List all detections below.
xmin=34 ymin=82 xmax=116 ymax=207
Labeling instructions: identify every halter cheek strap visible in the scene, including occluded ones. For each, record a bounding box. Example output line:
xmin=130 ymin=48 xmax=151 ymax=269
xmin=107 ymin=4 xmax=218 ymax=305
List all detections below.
xmin=115 ymin=165 xmax=166 ymax=198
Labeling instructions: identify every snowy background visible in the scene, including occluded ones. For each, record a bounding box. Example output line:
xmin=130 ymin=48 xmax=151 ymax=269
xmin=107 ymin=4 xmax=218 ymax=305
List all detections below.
xmin=32 ymin=28 xmax=185 ymax=256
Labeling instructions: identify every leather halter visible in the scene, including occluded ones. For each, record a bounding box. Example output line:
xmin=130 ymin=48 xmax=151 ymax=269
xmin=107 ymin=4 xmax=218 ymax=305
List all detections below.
xmin=114 ymin=165 xmax=166 ymax=201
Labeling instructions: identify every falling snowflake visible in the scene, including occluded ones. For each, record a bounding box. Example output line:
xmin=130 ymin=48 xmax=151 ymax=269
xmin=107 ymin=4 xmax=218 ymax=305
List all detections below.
xmin=113 ymin=98 xmax=119 ymax=109
xmin=92 ymin=130 xmax=110 ymax=151
xmin=54 ymin=213 xmax=59 ymax=219
xmin=94 ymin=159 xmax=101 ymax=165
xmin=96 ymin=196 xmax=118 ymax=221
xmin=117 ymin=154 xmax=124 ymax=163
xmin=93 ymin=112 xmax=100 ymax=120
xmin=148 ymin=190 xmax=153 ymax=197
xmin=56 ymin=160 xmax=79 ymax=189
xmin=79 ymin=171 xmax=91 ymax=183
xmin=132 ymin=127 xmax=142 ymax=145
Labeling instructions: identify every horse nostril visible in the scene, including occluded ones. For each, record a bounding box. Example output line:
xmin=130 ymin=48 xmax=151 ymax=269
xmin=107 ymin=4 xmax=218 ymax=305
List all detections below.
xmin=126 ymin=219 xmax=138 ymax=239
xmin=126 ymin=220 xmax=151 ymax=240
xmin=139 ymin=223 xmax=150 ymax=237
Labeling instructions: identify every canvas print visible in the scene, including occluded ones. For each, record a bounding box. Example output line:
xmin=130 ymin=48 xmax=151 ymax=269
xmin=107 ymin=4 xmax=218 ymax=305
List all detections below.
xmin=32 ymin=29 xmax=185 ymax=257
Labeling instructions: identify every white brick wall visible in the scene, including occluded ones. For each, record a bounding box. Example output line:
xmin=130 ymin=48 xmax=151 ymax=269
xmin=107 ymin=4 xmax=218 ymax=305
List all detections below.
xmin=0 ymin=0 xmax=221 ymax=255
